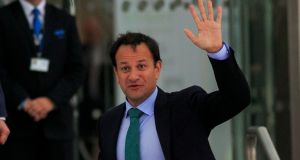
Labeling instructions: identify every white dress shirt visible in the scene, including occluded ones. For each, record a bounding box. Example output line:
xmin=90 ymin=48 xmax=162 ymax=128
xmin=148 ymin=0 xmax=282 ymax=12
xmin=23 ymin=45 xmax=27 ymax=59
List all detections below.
xmin=19 ymin=0 xmax=46 ymax=29
xmin=19 ymin=0 xmax=46 ymax=45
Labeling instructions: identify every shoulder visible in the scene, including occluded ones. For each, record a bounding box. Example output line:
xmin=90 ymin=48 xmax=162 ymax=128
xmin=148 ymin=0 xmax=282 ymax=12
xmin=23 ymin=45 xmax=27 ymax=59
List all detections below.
xmin=155 ymin=86 xmax=207 ymax=108
xmin=46 ymin=3 xmax=74 ymax=20
xmin=100 ymin=103 xmax=125 ymax=122
xmin=0 ymin=1 xmax=18 ymax=9
xmin=0 ymin=1 xmax=18 ymax=16
xmin=0 ymin=2 xmax=20 ymax=27
xmin=98 ymin=103 xmax=125 ymax=134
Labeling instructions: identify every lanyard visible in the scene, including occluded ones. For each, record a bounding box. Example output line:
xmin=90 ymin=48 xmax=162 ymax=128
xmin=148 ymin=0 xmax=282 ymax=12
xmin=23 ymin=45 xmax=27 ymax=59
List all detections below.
xmin=35 ymin=35 xmax=44 ymax=57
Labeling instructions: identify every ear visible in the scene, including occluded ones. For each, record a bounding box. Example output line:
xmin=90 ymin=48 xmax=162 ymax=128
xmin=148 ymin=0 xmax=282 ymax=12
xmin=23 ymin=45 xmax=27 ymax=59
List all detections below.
xmin=154 ymin=60 xmax=162 ymax=80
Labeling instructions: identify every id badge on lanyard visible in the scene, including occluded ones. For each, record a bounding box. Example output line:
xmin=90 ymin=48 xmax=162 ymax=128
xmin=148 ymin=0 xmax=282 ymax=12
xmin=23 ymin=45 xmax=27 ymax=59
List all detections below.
xmin=29 ymin=38 xmax=50 ymax=72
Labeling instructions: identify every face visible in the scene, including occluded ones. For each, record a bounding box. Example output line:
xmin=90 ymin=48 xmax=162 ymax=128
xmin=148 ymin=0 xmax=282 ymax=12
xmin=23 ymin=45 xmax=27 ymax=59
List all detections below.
xmin=114 ymin=43 xmax=162 ymax=107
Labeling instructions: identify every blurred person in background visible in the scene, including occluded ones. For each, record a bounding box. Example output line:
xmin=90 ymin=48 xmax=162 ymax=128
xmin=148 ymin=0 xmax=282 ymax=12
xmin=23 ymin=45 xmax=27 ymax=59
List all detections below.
xmin=0 ymin=0 xmax=84 ymax=160
xmin=78 ymin=15 xmax=106 ymax=160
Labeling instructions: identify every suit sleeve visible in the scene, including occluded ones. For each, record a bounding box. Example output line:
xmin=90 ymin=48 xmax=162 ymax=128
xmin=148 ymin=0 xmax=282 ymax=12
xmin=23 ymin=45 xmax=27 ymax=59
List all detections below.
xmin=0 ymin=82 xmax=7 ymax=117
xmin=190 ymin=47 xmax=251 ymax=129
xmin=47 ymin=16 xmax=84 ymax=107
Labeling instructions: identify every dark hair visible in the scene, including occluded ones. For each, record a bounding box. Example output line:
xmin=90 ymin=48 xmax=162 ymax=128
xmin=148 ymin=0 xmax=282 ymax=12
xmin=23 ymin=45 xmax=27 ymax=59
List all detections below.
xmin=109 ymin=32 xmax=161 ymax=67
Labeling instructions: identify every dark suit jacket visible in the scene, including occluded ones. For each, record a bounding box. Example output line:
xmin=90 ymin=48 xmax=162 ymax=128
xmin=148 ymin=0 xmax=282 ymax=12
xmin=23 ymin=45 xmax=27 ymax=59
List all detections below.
xmin=0 ymin=1 xmax=83 ymax=140
xmin=0 ymin=83 xmax=6 ymax=117
xmin=98 ymin=50 xmax=251 ymax=160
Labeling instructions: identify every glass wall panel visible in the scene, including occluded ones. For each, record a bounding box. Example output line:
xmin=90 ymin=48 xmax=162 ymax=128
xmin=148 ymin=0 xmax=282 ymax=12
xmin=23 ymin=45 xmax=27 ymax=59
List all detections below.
xmin=230 ymin=0 xmax=290 ymax=159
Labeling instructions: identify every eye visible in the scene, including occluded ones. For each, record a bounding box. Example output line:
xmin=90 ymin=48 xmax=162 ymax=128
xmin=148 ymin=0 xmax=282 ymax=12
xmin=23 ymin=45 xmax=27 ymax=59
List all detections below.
xmin=137 ymin=64 xmax=146 ymax=70
xmin=120 ymin=66 xmax=130 ymax=72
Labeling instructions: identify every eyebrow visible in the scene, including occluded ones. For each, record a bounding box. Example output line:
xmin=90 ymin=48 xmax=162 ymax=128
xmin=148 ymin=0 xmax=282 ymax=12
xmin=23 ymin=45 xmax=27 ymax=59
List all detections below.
xmin=119 ymin=59 xmax=147 ymax=65
xmin=119 ymin=62 xmax=128 ymax=65
xmin=137 ymin=59 xmax=146 ymax=63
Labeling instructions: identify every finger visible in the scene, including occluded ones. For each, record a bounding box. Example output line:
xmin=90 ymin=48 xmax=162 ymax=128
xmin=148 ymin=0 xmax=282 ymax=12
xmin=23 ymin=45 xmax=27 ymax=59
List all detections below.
xmin=197 ymin=0 xmax=207 ymax=21
xmin=207 ymin=0 xmax=214 ymax=21
xmin=188 ymin=4 xmax=202 ymax=28
xmin=183 ymin=28 xmax=197 ymax=43
xmin=36 ymin=113 xmax=47 ymax=121
xmin=32 ymin=105 xmax=43 ymax=113
xmin=34 ymin=117 xmax=40 ymax=122
xmin=29 ymin=106 xmax=38 ymax=114
xmin=28 ymin=108 xmax=41 ymax=119
xmin=39 ymin=113 xmax=48 ymax=120
xmin=31 ymin=100 xmax=40 ymax=108
xmin=216 ymin=6 xmax=222 ymax=24
xmin=33 ymin=114 xmax=42 ymax=122
xmin=34 ymin=110 xmax=48 ymax=122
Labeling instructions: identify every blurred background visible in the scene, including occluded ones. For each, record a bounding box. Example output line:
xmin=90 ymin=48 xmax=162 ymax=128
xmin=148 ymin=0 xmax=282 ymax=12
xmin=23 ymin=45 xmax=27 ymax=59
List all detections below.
xmin=0 ymin=0 xmax=299 ymax=160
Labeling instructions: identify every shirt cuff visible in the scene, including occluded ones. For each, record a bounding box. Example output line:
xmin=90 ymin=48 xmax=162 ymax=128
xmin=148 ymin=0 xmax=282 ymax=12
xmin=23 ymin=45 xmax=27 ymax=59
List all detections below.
xmin=0 ymin=117 xmax=5 ymax=120
xmin=18 ymin=99 xmax=27 ymax=110
xmin=207 ymin=42 xmax=230 ymax=60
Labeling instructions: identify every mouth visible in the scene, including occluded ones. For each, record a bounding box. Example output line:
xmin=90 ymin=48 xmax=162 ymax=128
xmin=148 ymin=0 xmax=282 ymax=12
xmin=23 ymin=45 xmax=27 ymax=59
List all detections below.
xmin=128 ymin=84 xmax=142 ymax=89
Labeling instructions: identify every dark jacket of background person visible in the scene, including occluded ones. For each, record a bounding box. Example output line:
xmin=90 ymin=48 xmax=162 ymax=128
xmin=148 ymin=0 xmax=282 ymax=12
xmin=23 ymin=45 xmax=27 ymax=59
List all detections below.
xmin=0 ymin=83 xmax=6 ymax=118
xmin=0 ymin=80 xmax=10 ymax=145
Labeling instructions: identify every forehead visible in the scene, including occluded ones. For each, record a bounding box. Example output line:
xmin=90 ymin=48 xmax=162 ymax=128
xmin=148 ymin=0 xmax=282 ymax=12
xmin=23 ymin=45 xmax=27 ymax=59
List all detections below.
xmin=115 ymin=43 xmax=153 ymax=63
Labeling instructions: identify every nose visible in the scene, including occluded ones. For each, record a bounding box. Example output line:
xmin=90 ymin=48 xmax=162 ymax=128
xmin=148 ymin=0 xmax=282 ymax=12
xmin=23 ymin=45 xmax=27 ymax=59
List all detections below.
xmin=128 ymin=69 xmax=140 ymax=82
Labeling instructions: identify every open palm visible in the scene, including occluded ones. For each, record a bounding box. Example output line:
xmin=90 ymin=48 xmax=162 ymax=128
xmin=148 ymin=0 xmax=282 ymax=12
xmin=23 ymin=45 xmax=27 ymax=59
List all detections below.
xmin=184 ymin=0 xmax=223 ymax=53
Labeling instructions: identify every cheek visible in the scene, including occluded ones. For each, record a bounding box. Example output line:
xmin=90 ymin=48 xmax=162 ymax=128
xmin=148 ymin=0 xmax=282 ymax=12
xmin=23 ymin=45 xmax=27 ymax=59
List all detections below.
xmin=118 ymin=76 xmax=126 ymax=84
xmin=116 ymin=73 xmax=126 ymax=85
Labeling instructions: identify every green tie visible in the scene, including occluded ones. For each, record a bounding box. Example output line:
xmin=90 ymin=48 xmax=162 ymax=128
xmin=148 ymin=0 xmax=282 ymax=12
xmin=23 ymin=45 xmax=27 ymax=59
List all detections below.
xmin=125 ymin=108 xmax=143 ymax=160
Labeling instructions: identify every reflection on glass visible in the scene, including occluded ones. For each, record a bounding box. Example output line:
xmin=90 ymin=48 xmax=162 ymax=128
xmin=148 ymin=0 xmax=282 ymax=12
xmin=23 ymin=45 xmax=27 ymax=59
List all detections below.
xmin=154 ymin=0 xmax=164 ymax=11
xmin=122 ymin=1 xmax=130 ymax=12
xmin=138 ymin=0 xmax=148 ymax=11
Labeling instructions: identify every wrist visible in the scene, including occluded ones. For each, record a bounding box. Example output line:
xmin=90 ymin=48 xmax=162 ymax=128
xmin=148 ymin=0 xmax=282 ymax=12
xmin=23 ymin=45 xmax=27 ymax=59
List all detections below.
xmin=206 ymin=42 xmax=223 ymax=53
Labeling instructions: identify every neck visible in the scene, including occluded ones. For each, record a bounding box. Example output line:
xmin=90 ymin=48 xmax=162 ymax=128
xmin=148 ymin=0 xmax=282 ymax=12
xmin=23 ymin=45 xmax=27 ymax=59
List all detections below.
xmin=128 ymin=100 xmax=143 ymax=108
xmin=26 ymin=0 xmax=42 ymax=6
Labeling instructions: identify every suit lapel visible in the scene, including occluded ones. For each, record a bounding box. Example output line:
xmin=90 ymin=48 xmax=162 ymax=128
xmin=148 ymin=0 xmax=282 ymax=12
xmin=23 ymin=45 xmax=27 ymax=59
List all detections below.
xmin=42 ymin=4 xmax=53 ymax=58
xmin=154 ymin=88 xmax=171 ymax=160
xmin=108 ymin=105 xmax=125 ymax=159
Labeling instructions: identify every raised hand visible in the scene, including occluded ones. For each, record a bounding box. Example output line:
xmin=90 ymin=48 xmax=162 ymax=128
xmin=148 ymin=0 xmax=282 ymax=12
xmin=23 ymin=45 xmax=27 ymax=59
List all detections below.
xmin=184 ymin=0 xmax=223 ymax=53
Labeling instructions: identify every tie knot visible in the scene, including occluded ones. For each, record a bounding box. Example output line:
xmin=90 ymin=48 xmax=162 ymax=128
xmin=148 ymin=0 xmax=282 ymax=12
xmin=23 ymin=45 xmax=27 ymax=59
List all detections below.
xmin=128 ymin=108 xmax=143 ymax=119
xmin=32 ymin=8 xmax=40 ymax=16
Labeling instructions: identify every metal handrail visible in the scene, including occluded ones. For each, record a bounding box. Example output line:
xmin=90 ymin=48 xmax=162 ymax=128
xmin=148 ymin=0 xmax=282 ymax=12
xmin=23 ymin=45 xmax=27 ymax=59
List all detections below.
xmin=246 ymin=126 xmax=280 ymax=160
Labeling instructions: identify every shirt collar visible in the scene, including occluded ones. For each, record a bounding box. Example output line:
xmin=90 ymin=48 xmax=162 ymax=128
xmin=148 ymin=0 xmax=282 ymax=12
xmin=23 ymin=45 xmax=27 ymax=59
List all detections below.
xmin=125 ymin=87 xmax=158 ymax=117
xmin=20 ymin=0 xmax=46 ymax=18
